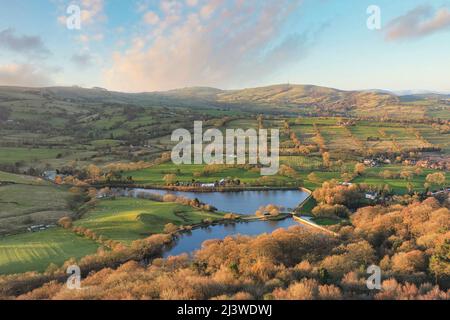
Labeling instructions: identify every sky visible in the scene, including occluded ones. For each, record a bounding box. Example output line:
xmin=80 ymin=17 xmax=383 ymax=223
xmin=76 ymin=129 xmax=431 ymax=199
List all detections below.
xmin=0 ymin=0 xmax=450 ymax=93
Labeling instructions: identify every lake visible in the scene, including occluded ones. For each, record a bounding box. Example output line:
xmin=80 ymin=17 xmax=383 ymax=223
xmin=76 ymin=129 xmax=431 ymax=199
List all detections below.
xmin=126 ymin=188 xmax=310 ymax=215
xmin=120 ymin=188 xmax=310 ymax=257
xmin=163 ymin=218 xmax=300 ymax=257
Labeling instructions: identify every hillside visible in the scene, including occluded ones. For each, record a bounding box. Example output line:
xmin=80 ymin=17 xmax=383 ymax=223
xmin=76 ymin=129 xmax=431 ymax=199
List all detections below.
xmin=216 ymin=84 xmax=400 ymax=114
xmin=0 ymin=84 xmax=438 ymax=116
xmin=0 ymin=84 xmax=448 ymax=126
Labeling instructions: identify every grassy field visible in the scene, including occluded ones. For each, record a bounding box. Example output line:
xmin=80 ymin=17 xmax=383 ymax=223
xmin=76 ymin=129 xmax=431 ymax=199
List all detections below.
xmin=0 ymin=228 xmax=99 ymax=275
xmin=0 ymin=184 xmax=73 ymax=235
xmin=320 ymin=125 xmax=362 ymax=153
xmin=297 ymin=197 xmax=317 ymax=215
xmin=75 ymin=198 xmax=226 ymax=244
xmin=0 ymin=147 xmax=67 ymax=165
xmin=311 ymin=217 xmax=340 ymax=226
xmin=352 ymin=165 xmax=449 ymax=193
xmin=0 ymin=197 xmax=227 ymax=274
xmin=415 ymin=124 xmax=450 ymax=153
xmin=128 ymin=163 xmax=296 ymax=186
xmin=0 ymin=171 xmax=49 ymax=185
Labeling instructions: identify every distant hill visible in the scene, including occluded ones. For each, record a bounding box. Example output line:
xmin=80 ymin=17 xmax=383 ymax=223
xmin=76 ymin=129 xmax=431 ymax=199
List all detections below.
xmin=0 ymin=84 xmax=447 ymax=118
xmin=215 ymin=84 xmax=399 ymax=114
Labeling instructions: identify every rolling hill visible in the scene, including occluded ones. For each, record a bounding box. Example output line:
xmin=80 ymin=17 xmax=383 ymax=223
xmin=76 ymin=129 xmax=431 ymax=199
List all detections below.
xmin=0 ymin=84 xmax=448 ymax=119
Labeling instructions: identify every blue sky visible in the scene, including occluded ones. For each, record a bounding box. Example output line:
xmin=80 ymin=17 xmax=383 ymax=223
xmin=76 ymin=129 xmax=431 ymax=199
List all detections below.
xmin=0 ymin=0 xmax=450 ymax=92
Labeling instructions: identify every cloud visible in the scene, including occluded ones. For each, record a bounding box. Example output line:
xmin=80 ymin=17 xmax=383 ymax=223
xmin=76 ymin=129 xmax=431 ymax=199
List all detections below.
xmin=186 ymin=0 xmax=198 ymax=7
xmin=0 ymin=63 xmax=54 ymax=87
xmin=385 ymin=5 xmax=450 ymax=41
xmin=143 ymin=11 xmax=160 ymax=25
xmin=0 ymin=28 xmax=50 ymax=57
xmin=78 ymin=33 xmax=104 ymax=43
xmin=104 ymin=0 xmax=307 ymax=92
xmin=71 ymin=53 xmax=93 ymax=68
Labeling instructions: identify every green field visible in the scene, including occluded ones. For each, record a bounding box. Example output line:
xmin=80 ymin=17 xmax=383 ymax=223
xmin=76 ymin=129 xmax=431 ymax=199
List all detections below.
xmin=0 ymin=171 xmax=49 ymax=185
xmin=0 ymin=184 xmax=72 ymax=235
xmin=297 ymin=197 xmax=317 ymax=215
xmin=311 ymin=217 xmax=340 ymax=226
xmin=0 ymin=147 xmax=67 ymax=165
xmin=352 ymin=165 xmax=448 ymax=193
xmin=128 ymin=163 xmax=296 ymax=186
xmin=415 ymin=125 xmax=450 ymax=153
xmin=0 ymin=228 xmax=99 ymax=275
xmin=75 ymin=198 xmax=226 ymax=244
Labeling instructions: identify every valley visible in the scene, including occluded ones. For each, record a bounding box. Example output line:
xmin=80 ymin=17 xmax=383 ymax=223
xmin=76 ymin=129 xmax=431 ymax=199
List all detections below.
xmin=0 ymin=84 xmax=448 ymax=299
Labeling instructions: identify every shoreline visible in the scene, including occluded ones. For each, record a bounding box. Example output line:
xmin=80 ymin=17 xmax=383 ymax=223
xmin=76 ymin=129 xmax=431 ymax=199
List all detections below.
xmin=165 ymin=188 xmax=314 ymax=245
xmin=92 ymin=183 xmax=304 ymax=193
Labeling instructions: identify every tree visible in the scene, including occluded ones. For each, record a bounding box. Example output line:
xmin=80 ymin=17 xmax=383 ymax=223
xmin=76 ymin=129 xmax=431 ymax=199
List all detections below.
xmin=255 ymin=209 xmax=265 ymax=217
xmin=429 ymin=241 xmax=450 ymax=284
xmin=354 ymin=163 xmax=366 ymax=175
xmin=278 ymin=165 xmax=298 ymax=179
xmin=322 ymin=152 xmax=331 ymax=168
xmin=269 ymin=208 xmax=280 ymax=217
xmin=312 ymin=180 xmax=366 ymax=209
xmin=400 ymin=170 xmax=413 ymax=181
xmin=341 ymin=172 xmax=354 ymax=182
xmin=392 ymin=250 xmax=427 ymax=273
xmin=163 ymin=174 xmax=177 ymax=185
xmin=406 ymin=182 xmax=414 ymax=194
xmin=272 ymin=279 xmax=319 ymax=300
xmin=58 ymin=217 xmax=73 ymax=229
xmin=87 ymin=164 xmax=101 ymax=181
xmin=164 ymin=223 xmax=179 ymax=234
xmin=425 ymin=172 xmax=446 ymax=189
xmin=307 ymin=172 xmax=320 ymax=184
xmin=162 ymin=194 xmax=177 ymax=202
xmin=312 ymin=204 xmax=350 ymax=219
xmin=54 ymin=175 xmax=63 ymax=184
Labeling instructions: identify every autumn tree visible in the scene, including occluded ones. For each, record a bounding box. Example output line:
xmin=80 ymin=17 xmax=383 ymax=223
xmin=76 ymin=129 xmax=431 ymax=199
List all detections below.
xmin=322 ymin=152 xmax=331 ymax=168
xmin=429 ymin=240 xmax=450 ymax=283
xmin=307 ymin=172 xmax=320 ymax=184
xmin=354 ymin=163 xmax=366 ymax=176
xmin=163 ymin=174 xmax=177 ymax=185
xmin=58 ymin=217 xmax=73 ymax=229
xmin=425 ymin=172 xmax=446 ymax=189
xmin=164 ymin=223 xmax=179 ymax=234
xmin=400 ymin=170 xmax=413 ymax=181
xmin=392 ymin=250 xmax=427 ymax=273
xmin=312 ymin=204 xmax=350 ymax=219
xmin=87 ymin=164 xmax=101 ymax=181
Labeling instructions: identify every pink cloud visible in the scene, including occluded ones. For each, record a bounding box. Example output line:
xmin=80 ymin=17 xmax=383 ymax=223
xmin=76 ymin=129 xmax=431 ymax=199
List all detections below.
xmin=143 ymin=11 xmax=160 ymax=25
xmin=104 ymin=0 xmax=306 ymax=92
xmin=0 ymin=63 xmax=54 ymax=87
xmin=385 ymin=5 xmax=450 ymax=41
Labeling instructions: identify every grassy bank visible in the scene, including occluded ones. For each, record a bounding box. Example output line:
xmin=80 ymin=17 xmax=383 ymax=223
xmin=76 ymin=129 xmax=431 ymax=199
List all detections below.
xmin=75 ymin=197 xmax=226 ymax=244
xmin=0 ymin=228 xmax=99 ymax=275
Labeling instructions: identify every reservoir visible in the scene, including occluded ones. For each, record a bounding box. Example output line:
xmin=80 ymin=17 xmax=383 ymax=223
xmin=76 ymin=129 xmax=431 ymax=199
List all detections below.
xmin=121 ymin=188 xmax=310 ymax=257
xmin=126 ymin=188 xmax=309 ymax=215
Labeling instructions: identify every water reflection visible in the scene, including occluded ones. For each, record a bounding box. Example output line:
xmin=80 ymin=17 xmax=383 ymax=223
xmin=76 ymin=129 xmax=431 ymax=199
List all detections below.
xmin=126 ymin=188 xmax=309 ymax=215
xmin=163 ymin=218 xmax=299 ymax=257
